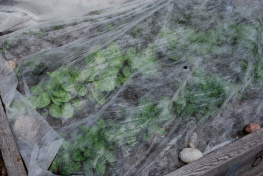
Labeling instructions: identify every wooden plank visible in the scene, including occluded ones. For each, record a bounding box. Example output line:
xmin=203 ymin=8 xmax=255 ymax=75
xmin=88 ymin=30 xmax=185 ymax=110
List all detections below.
xmin=0 ymin=97 xmax=27 ymax=176
xmin=166 ymin=128 xmax=263 ymax=176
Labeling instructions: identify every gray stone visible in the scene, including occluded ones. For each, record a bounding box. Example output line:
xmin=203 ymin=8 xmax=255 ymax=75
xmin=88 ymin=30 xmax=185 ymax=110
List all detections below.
xmin=179 ymin=148 xmax=203 ymax=163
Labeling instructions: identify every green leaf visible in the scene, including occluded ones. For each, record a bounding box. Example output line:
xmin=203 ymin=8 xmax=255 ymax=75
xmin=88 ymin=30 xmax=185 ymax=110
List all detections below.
xmin=72 ymin=99 xmax=86 ymax=111
xmin=45 ymin=79 xmax=59 ymax=93
xmin=28 ymin=96 xmax=38 ymax=108
xmin=155 ymin=127 xmax=166 ymax=135
xmin=51 ymin=92 xmax=71 ymax=103
xmin=75 ymin=85 xmax=87 ymax=96
xmin=62 ymin=82 xmax=75 ymax=92
xmin=62 ymin=141 xmax=71 ymax=150
xmin=88 ymin=125 xmax=99 ymax=136
xmin=61 ymin=103 xmax=74 ymax=119
xmin=123 ymin=66 xmax=131 ymax=78
xmin=237 ymin=93 xmax=242 ymax=100
xmin=101 ymin=67 xmax=119 ymax=79
xmin=50 ymin=96 xmax=62 ymax=105
xmin=88 ymin=89 xmax=106 ymax=105
xmin=119 ymin=76 xmax=127 ymax=83
xmin=94 ymin=76 xmax=116 ymax=92
xmin=61 ymin=163 xmax=73 ymax=175
xmin=30 ymin=86 xmax=43 ymax=95
xmin=53 ymin=89 xmax=68 ymax=98
xmin=49 ymin=104 xmax=62 ymax=118
xmin=115 ymin=77 xmax=122 ymax=86
xmin=84 ymin=150 xmax=93 ymax=158
xmin=37 ymin=93 xmax=50 ymax=108
xmin=94 ymin=51 xmax=106 ymax=64
xmin=28 ymin=93 xmax=50 ymax=108
xmin=79 ymin=125 xmax=89 ymax=133
xmin=49 ymin=70 xmax=62 ymax=79
xmin=97 ymin=118 xmax=105 ymax=128
xmin=72 ymin=150 xmax=85 ymax=162
xmin=104 ymin=150 xmax=115 ymax=164
xmin=95 ymin=160 xmax=106 ymax=176
xmin=49 ymin=158 xmax=59 ymax=173
xmin=72 ymin=162 xmax=81 ymax=171
xmin=84 ymin=161 xmax=94 ymax=176
xmin=77 ymin=68 xmax=97 ymax=82
xmin=123 ymin=48 xmax=136 ymax=63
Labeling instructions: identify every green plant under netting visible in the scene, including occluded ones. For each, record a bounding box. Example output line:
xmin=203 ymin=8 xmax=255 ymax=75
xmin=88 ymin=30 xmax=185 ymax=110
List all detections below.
xmin=107 ymin=98 xmax=173 ymax=146
xmin=127 ymin=45 xmax=159 ymax=79
xmin=53 ymin=25 xmax=63 ymax=30
xmin=174 ymin=70 xmax=226 ymax=119
xmin=50 ymin=118 xmax=115 ymax=176
xmin=0 ymin=40 xmax=9 ymax=54
xmin=23 ymin=30 xmax=44 ymax=37
xmin=50 ymin=97 xmax=173 ymax=175
xmin=27 ymin=43 xmax=129 ymax=118
xmin=28 ymin=67 xmax=86 ymax=118
xmin=82 ymin=43 xmax=133 ymax=105
xmin=250 ymin=20 xmax=263 ymax=82
xmin=27 ymin=43 xmax=159 ymax=119
xmin=234 ymin=20 xmax=263 ymax=83
xmin=159 ymin=27 xmax=217 ymax=61
xmin=106 ymin=22 xmax=115 ymax=31
xmin=160 ymin=22 xmax=257 ymax=61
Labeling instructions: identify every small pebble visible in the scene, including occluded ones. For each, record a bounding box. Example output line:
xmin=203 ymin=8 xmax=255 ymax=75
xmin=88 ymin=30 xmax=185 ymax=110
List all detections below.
xmin=8 ymin=61 xmax=16 ymax=70
xmin=245 ymin=123 xmax=260 ymax=133
xmin=187 ymin=132 xmax=198 ymax=148
xmin=179 ymin=148 xmax=203 ymax=163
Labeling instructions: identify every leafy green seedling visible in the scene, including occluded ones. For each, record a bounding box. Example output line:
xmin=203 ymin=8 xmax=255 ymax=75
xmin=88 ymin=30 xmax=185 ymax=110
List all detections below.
xmin=106 ymin=22 xmax=115 ymax=31
xmin=51 ymin=119 xmax=115 ymax=176
xmin=23 ymin=30 xmax=44 ymax=37
xmin=53 ymin=25 xmax=62 ymax=30
xmin=28 ymin=86 xmax=50 ymax=108
xmin=28 ymin=67 xmax=87 ymax=118
xmin=174 ymin=70 xmax=226 ymax=119
xmin=108 ymin=98 xmax=170 ymax=146
xmin=0 ymin=41 xmax=9 ymax=54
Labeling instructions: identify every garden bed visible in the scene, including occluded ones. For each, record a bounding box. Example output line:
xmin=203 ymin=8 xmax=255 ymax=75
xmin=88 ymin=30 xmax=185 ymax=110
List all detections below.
xmin=1 ymin=0 xmax=263 ymax=175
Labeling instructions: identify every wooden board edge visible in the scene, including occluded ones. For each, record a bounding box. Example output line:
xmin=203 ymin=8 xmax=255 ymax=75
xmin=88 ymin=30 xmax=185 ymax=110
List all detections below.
xmin=0 ymin=96 xmax=27 ymax=176
xmin=166 ymin=128 xmax=263 ymax=176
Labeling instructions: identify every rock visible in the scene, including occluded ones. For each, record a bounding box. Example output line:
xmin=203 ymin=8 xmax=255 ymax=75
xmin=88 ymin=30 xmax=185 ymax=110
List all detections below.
xmin=179 ymin=148 xmax=203 ymax=163
xmin=8 ymin=61 xmax=16 ymax=70
xmin=245 ymin=123 xmax=260 ymax=133
xmin=187 ymin=132 xmax=198 ymax=148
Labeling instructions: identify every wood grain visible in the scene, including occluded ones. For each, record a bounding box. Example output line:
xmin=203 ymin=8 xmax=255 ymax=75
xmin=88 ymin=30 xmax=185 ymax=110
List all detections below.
xmin=166 ymin=128 xmax=263 ymax=176
xmin=0 ymin=97 xmax=27 ymax=176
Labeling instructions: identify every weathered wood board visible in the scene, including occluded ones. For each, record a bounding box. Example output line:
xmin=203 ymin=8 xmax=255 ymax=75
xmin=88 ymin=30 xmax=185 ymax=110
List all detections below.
xmin=0 ymin=97 xmax=27 ymax=176
xmin=166 ymin=128 xmax=263 ymax=176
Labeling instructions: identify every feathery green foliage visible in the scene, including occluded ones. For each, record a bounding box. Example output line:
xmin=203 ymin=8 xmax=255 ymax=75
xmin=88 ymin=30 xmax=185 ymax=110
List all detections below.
xmin=0 ymin=41 xmax=9 ymax=54
xmin=50 ymin=119 xmax=115 ymax=176
xmin=174 ymin=70 xmax=226 ymax=119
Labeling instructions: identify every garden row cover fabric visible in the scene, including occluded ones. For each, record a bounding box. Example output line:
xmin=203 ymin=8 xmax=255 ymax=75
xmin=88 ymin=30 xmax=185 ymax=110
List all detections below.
xmin=0 ymin=0 xmax=263 ymax=175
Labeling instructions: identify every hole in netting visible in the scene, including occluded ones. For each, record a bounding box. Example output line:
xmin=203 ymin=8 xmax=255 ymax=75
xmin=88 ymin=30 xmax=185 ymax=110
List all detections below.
xmin=183 ymin=66 xmax=188 ymax=69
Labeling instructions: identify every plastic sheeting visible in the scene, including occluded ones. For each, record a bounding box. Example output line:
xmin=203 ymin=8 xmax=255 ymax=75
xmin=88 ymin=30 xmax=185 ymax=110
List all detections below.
xmin=1 ymin=0 xmax=263 ymax=175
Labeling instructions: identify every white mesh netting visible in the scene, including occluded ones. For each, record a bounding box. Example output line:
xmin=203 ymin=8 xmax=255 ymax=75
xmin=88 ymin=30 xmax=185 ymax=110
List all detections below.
xmin=1 ymin=0 xmax=263 ymax=175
